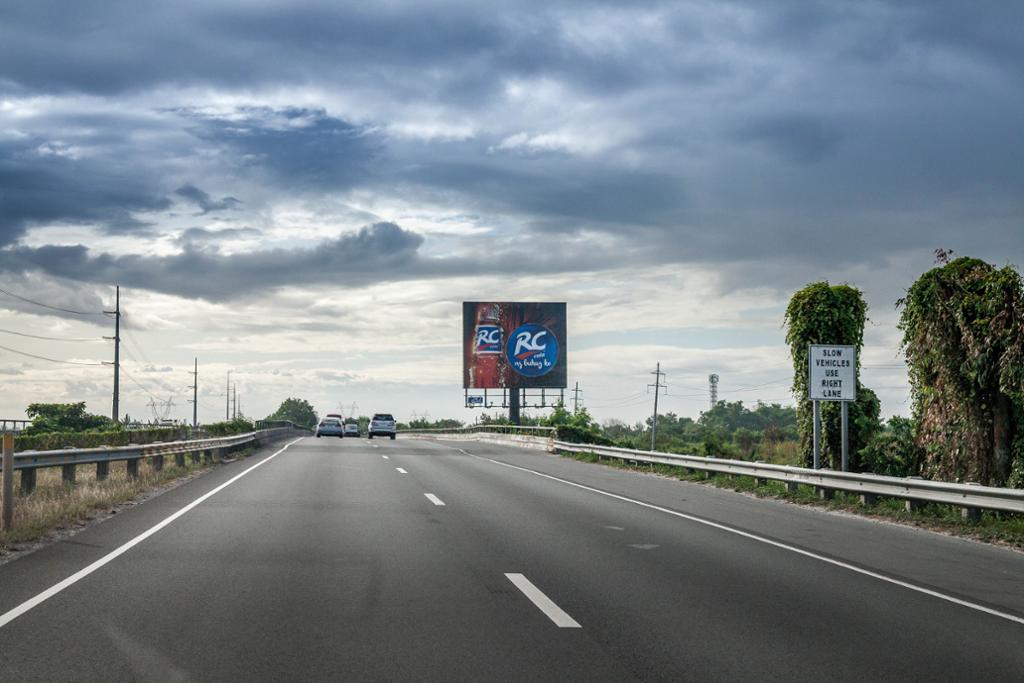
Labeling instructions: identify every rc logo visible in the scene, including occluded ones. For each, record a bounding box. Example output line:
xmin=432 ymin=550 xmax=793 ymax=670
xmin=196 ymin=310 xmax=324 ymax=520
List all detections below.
xmin=473 ymin=324 xmax=502 ymax=354
xmin=506 ymin=323 xmax=559 ymax=377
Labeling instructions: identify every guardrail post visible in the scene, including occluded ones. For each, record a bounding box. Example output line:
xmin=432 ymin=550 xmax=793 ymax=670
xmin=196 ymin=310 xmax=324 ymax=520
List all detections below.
xmin=126 ymin=459 xmax=139 ymax=479
xmin=859 ymin=493 xmax=877 ymax=506
xmin=96 ymin=461 xmax=109 ymax=481
xmin=2 ymin=433 xmax=13 ymax=531
xmin=62 ymin=463 xmax=76 ymax=484
xmin=153 ymin=455 xmax=164 ymax=472
xmin=21 ymin=467 xmax=36 ymax=494
xmin=203 ymin=450 xmax=212 ymax=463
xmin=191 ymin=451 xmax=199 ymax=464
xmin=904 ymin=499 xmax=924 ymax=513
xmin=961 ymin=506 xmax=981 ymax=522
xmin=175 ymin=453 xmax=185 ymax=468
xmin=785 ymin=482 xmax=799 ymax=493
xmin=816 ymin=487 xmax=834 ymax=501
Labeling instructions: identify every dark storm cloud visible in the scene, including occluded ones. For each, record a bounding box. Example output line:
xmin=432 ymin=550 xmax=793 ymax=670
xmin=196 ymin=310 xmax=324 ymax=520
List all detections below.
xmin=399 ymin=161 xmax=685 ymax=230
xmin=0 ymin=1 xmax=680 ymax=101
xmin=174 ymin=184 xmax=241 ymax=214
xmin=0 ymin=223 xmax=425 ymax=301
xmin=0 ymin=136 xmax=169 ymax=244
xmin=0 ymin=0 xmax=1021 ymax=303
xmin=734 ymin=115 xmax=844 ymax=164
xmin=176 ymin=227 xmax=262 ymax=246
xmin=182 ymin=107 xmax=379 ymax=190
xmin=0 ymin=220 xmax=637 ymax=302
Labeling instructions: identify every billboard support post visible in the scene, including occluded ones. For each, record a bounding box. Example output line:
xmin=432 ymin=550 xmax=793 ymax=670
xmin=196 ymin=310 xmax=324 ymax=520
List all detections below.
xmin=509 ymin=388 xmax=521 ymax=425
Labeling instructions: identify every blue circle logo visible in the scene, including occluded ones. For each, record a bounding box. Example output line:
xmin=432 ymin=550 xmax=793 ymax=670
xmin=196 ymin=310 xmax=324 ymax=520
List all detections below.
xmin=506 ymin=323 xmax=559 ymax=377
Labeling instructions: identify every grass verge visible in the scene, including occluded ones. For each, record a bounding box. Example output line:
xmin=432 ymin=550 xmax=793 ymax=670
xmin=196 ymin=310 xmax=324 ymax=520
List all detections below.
xmin=561 ymin=450 xmax=1024 ymax=551
xmin=0 ymin=446 xmax=256 ymax=555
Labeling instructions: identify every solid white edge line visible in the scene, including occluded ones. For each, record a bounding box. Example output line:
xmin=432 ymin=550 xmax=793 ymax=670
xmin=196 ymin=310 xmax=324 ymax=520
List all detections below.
xmin=396 ymin=467 xmax=408 ymax=474
xmin=505 ymin=573 xmax=581 ymax=628
xmin=0 ymin=436 xmax=306 ymax=631
xmin=424 ymin=493 xmax=446 ymax=506
xmin=471 ymin=452 xmax=1024 ymax=628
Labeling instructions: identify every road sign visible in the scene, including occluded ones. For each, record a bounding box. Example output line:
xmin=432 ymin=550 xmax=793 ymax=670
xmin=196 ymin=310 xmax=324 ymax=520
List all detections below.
xmin=808 ymin=344 xmax=856 ymax=401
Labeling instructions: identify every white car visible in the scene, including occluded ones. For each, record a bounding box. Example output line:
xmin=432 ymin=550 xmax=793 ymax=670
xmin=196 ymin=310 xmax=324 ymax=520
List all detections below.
xmin=368 ymin=413 xmax=396 ymax=440
xmin=316 ymin=418 xmax=344 ymax=438
xmin=343 ymin=421 xmax=360 ymax=437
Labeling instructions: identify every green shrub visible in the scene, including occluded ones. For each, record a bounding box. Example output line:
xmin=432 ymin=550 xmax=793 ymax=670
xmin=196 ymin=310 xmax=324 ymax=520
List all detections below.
xmin=556 ymin=424 xmax=615 ymax=445
xmin=858 ymin=416 xmax=920 ymax=478
xmin=204 ymin=418 xmax=255 ymax=436
xmin=15 ymin=426 xmax=184 ymax=452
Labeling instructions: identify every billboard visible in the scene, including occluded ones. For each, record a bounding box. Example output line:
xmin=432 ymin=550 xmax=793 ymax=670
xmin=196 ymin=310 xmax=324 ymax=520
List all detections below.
xmin=463 ymin=302 xmax=567 ymax=389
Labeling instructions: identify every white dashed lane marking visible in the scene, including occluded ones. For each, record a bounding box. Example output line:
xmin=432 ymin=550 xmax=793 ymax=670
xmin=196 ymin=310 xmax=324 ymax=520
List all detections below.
xmin=505 ymin=573 xmax=581 ymax=628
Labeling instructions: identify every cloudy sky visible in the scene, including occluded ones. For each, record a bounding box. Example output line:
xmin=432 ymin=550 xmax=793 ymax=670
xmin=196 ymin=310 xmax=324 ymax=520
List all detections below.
xmin=0 ymin=1 xmax=1021 ymax=426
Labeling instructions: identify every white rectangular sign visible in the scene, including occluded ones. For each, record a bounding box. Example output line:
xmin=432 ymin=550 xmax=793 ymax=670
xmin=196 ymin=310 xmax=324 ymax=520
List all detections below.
xmin=808 ymin=344 xmax=856 ymax=401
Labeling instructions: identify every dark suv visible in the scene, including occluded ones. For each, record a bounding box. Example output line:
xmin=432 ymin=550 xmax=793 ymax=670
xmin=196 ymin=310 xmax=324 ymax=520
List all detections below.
xmin=368 ymin=413 xmax=396 ymax=440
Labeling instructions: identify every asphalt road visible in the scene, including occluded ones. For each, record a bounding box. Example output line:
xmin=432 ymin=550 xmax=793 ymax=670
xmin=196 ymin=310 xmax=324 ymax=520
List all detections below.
xmin=1 ymin=435 xmax=1023 ymax=681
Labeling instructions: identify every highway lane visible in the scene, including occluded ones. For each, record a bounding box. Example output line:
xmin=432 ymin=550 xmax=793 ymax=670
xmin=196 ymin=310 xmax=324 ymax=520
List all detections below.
xmin=0 ymin=437 xmax=628 ymax=681
xmin=375 ymin=437 xmax=1024 ymax=680
xmin=0 ymin=435 xmax=1022 ymax=681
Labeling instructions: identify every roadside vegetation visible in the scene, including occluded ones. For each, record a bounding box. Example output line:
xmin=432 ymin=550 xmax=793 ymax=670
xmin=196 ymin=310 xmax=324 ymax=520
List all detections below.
xmin=0 ymin=447 xmax=249 ymax=553
xmin=264 ymin=397 xmax=318 ymax=429
xmin=0 ymin=398 xmax=301 ymax=552
xmin=561 ymin=450 xmax=1024 ymax=549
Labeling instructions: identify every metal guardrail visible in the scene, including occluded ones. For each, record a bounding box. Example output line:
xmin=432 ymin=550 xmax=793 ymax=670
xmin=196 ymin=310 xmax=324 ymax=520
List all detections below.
xmin=552 ymin=442 xmax=1024 ymax=517
xmin=402 ymin=425 xmax=556 ymax=436
xmin=1 ymin=424 xmax=308 ymax=493
xmin=407 ymin=426 xmax=1023 ymax=519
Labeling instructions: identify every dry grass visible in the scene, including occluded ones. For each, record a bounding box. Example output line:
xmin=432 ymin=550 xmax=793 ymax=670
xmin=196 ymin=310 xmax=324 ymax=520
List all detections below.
xmin=0 ymin=453 xmax=243 ymax=551
xmin=755 ymin=440 xmax=802 ymax=466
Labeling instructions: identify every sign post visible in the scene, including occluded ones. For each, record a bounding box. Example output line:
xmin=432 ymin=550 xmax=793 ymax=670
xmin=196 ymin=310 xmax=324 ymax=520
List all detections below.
xmin=808 ymin=345 xmax=857 ymax=470
xmin=2 ymin=432 xmax=13 ymax=531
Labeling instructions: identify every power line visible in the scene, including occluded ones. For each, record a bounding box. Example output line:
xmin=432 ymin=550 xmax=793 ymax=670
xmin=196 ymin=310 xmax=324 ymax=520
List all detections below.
xmin=0 ymin=286 xmax=106 ymax=316
xmin=0 ymin=328 xmax=106 ymax=342
xmin=119 ymin=366 xmax=166 ymax=402
xmin=120 ymin=312 xmax=156 ymax=367
xmin=0 ymin=342 xmax=105 ymax=366
xmin=117 ymin=347 xmax=183 ymax=401
xmin=723 ymin=377 xmax=792 ymax=392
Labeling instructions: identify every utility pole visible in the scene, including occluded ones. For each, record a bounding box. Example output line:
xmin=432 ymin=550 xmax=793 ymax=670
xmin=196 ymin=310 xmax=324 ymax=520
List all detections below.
xmin=232 ymin=384 xmax=237 ymax=420
xmin=104 ymin=286 xmax=121 ymax=422
xmin=648 ymin=363 xmax=667 ymax=451
xmin=225 ymin=370 xmax=232 ymax=420
xmin=708 ymin=374 xmax=719 ymax=411
xmin=188 ymin=358 xmax=198 ymax=428
xmin=572 ymin=381 xmax=582 ymax=412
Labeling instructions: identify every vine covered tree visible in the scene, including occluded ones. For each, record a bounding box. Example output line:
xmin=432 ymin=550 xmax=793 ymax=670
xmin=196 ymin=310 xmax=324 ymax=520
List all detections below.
xmin=265 ymin=397 xmax=318 ymax=429
xmin=784 ymin=282 xmax=880 ymax=469
xmin=898 ymin=255 xmax=1024 ymax=486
